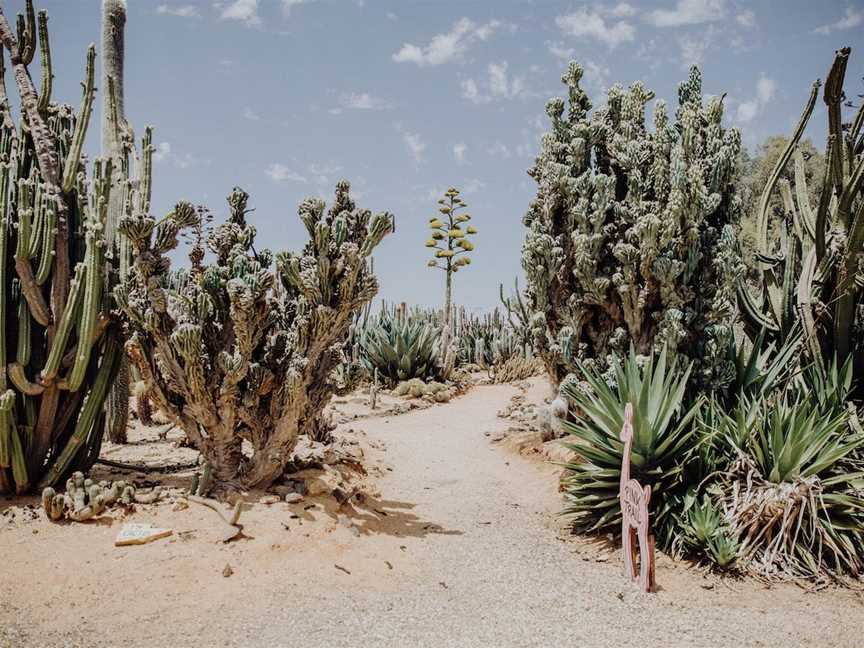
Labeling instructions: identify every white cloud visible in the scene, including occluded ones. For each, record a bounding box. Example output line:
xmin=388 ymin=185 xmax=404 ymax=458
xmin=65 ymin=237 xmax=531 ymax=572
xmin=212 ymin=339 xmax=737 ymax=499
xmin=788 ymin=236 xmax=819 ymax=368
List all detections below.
xmin=392 ymin=17 xmax=501 ymax=66
xmin=463 ymin=178 xmax=485 ymax=194
xmin=735 ymin=74 xmax=777 ymax=124
xmin=386 ymin=12 xmax=397 ymax=21
xmin=644 ymin=0 xmax=726 ymax=28
xmin=219 ymin=0 xmax=260 ymax=27
xmin=546 ymin=41 xmax=575 ymax=61
xmin=281 ymin=0 xmax=315 ymax=16
xmin=677 ymin=34 xmax=709 ymax=68
xmin=339 ymin=92 xmax=392 ymax=110
xmin=815 ymin=7 xmax=863 ymax=34
xmin=555 ymin=8 xmax=635 ymax=48
xmin=487 ymin=141 xmax=512 ymax=159
xmin=266 ymin=163 xmax=307 ymax=183
xmin=736 ymin=9 xmax=756 ymax=28
xmin=462 ymin=61 xmax=527 ymax=104
xmin=608 ymin=3 xmax=638 ymax=17
xmin=394 ymin=123 xmax=425 ymax=163
xmin=152 ymin=142 xmax=172 ymax=163
xmin=453 ymin=142 xmax=467 ymax=165
xmin=243 ymin=107 xmax=261 ymax=121
xmin=156 ymin=4 xmax=200 ymax=18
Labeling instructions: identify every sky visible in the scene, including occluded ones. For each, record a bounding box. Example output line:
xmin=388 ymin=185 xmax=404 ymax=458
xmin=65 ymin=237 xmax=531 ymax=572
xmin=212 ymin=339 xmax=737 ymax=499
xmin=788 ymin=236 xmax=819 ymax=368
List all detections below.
xmin=14 ymin=0 xmax=864 ymax=311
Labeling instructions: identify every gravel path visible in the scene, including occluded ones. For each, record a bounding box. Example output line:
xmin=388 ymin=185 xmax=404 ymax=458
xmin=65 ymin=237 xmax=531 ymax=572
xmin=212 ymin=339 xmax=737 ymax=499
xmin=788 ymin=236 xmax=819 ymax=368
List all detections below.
xmin=233 ymin=383 xmax=860 ymax=648
xmin=2 ymin=383 xmax=860 ymax=647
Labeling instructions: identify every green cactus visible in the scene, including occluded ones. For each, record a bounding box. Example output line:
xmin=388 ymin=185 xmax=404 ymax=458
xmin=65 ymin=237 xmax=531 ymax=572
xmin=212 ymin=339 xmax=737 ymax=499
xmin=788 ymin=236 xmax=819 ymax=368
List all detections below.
xmin=521 ymin=61 xmax=744 ymax=389
xmin=0 ymin=2 xmax=125 ymax=495
xmin=739 ymin=48 xmax=864 ymax=383
xmin=115 ymin=182 xmax=393 ymax=491
xmin=41 ymin=471 xmax=159 ymax=522
xmin=426 ymin=187 xmax=477 ymax=326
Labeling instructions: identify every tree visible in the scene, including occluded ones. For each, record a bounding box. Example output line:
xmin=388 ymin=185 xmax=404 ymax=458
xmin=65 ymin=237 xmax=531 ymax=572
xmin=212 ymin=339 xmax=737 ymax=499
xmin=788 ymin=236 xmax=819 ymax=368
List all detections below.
xmin=425 ymin=187 xmax=477 ymax=326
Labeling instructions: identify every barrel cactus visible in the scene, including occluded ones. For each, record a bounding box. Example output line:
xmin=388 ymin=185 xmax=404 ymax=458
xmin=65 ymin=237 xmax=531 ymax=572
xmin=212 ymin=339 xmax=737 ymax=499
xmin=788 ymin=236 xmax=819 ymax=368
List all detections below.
xmin=522 ymin=61 xmax=744 ymax=389
xmin=115 ymin=182 xmax=393 ymax=491
xmin=0 ymin=3 xmax=126 ymax=494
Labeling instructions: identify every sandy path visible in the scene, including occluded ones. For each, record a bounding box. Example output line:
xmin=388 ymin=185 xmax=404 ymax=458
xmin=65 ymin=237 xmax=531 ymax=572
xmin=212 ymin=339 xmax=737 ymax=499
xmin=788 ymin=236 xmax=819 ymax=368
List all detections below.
xmin=2 ymin=382 xmax=861 ymax=647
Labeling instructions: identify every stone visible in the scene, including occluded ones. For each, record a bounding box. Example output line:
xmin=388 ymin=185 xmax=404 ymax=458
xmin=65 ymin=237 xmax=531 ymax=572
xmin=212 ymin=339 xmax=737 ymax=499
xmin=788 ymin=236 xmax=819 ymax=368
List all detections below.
xmin=259 ymin=495 xmax=281 ymax=505
xmin=294 ymin=467 xmax=341 ymax=497
xmin=115 ymin=523 xmax=173 ymax=546
xmin=284 ymin=492 xmax=304 ymax=504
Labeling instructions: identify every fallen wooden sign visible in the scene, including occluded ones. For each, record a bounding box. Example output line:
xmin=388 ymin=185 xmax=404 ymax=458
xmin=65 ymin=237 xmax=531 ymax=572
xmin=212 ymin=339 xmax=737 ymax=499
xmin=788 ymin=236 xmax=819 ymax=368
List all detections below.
xmin=619 ymin=402 xmax=656 ymax=593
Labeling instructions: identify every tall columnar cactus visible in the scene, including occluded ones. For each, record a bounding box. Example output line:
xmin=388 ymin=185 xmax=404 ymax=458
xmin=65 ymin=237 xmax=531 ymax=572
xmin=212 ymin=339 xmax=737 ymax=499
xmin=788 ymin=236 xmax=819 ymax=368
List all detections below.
xmin=522 ymin=61 xmax=744 ymax=388
xmin=739 ymin=48 xmax=864 ymax=382
xmin=0 ymin=2 xmax=122 ymax=494
xmin=101 ymin=0 xmax=130 ymax=444
xmin=426 ymin=187 xmax=477 ymax=326
xmin=115 ymin=182 xmax=393 ymax=491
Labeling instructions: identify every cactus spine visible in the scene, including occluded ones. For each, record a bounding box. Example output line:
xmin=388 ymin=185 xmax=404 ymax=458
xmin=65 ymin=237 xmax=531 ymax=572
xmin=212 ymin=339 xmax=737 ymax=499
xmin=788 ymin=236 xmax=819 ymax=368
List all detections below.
xmin=0 ymin=2 xmax=124 ymax=494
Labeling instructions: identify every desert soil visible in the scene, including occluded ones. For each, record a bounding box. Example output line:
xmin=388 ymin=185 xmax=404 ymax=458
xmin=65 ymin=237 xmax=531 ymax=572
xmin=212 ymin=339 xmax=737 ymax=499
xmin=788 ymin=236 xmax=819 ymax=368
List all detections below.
xmin=1 ymin=378 xmax=862 ymax=648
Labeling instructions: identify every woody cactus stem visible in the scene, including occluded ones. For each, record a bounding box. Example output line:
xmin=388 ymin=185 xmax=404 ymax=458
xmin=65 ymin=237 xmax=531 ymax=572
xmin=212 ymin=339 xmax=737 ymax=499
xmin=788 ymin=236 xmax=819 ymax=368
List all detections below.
xmin=0 ymin=3 xmax=122 ymax=495
xmin=116 ymin=182 xmax=393 ymax=491
xmin=426 ymin=187 xmax=476 ymax=327
xmin=101 ymin=0 xmax=129 ymax=444
xmin=522 ymin=61 xmax=743 ymax=388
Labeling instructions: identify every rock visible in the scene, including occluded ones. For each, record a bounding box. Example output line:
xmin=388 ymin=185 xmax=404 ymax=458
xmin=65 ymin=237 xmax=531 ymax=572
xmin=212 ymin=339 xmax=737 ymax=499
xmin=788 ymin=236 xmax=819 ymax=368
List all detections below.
xmin=283 ymin=492 xmax=304 ymax=504
xmin=294 ymin=466 xmax=341 ymax=497
xmin=171 ymin=499 xmax=189 ymax=512
xmin=222 ymin=563 xmax=233 ymax=578
xmin=259 ymin=495 xmax=281 ymax=505
xmin=115 ymin=523 xmax=173 ymax=546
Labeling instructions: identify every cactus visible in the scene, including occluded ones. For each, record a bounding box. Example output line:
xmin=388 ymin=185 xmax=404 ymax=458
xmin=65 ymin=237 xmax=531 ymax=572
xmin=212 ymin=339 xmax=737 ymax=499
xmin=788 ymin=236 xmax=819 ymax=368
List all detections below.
xmin=41 ymin=470 xmax=160 ymax=522
xmin=426 ymin=187 xmax=477 ymax=326
xmin=101 ymin=0 xmax=130 ymax=444
xmin=115 ymin=182 xmax=393 ymax=491
xmin=521 ymin=61 xmax=744 ymax=389
xmin=0 ymin=3 xmax=126 ymax=495
xmin=738 ymin=48 xmax=864 ymax=383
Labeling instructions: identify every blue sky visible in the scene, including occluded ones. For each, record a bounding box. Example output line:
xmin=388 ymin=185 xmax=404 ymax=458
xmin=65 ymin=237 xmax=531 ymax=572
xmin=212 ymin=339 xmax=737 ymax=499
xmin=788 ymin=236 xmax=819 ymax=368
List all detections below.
xmin=24 ymin=0 xmax=864 ymax=310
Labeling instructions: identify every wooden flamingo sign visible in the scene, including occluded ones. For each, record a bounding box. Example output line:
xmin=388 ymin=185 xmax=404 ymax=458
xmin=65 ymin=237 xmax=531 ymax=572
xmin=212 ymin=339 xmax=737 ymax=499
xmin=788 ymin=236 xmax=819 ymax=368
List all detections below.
xmin=619 ymin=402 xmax=656 ymax=593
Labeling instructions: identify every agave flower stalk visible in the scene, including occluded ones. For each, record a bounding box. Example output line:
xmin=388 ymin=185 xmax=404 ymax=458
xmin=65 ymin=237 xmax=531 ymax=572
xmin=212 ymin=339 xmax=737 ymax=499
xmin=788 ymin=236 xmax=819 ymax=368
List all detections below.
xmin=426 ymin=187 xmax=477 ymax=327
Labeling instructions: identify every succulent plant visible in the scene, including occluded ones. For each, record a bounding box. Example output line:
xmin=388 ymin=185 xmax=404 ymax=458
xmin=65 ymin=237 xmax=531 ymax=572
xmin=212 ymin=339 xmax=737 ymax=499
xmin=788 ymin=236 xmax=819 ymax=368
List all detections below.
xmin=427 ymin=187 xmax=477 ymax=326
xmin=0 ymin=2 xmax=125 ymax=495
xmin=115 ymin=182 xmax=392 ymax=491
xmin=41 ymin=471 xmax=161 ymax=522
xmin=522 ymin=61 xmax=744 ymax=390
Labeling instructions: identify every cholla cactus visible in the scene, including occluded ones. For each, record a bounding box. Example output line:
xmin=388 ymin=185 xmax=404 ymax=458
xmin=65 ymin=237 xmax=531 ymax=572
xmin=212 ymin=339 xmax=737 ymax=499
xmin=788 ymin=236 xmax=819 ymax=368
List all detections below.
xmin=426 ymin=187 xmax=477 ymax=326
xmin=115 ymin=182 xmax=393 ymax=491
xmin=522 ymin=61 xmax=744 ymax=388
xmin=0 ymin=3 xmax=124 ymax=495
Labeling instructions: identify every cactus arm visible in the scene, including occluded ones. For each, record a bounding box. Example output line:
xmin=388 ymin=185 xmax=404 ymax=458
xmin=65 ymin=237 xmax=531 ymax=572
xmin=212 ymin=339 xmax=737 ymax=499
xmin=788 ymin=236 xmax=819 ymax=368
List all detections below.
xmin=35 ymin=10 xmax=50 ymax=112
xmin=34 ymin=203 xmax=54 ymax=284
xmin=66 ymin=223 xmax=103 ymax=392
xmin=40 ymin=262 xmax=85 ymax=382
xmin=60 ymin=45 xmax=95 ymax=194
xmin=814 ymin=137 xmax=835 ymax=262
xmin=16 ymin=0 xmax=36 ymax=66
xmin=13 ymin=191 xmax=51 ymax=325
xmin=795 ymin=247 xmax=822 ymax=368
xmin=835 ymin=155 xmax=864 ymax=233
xmin=15 ymin=285 xmax=30 ymax=366
xmin=7 ymin=363 xmax=42 ymax=395
xmin=37 ymin=334 xmax=120 ymax=489
xmin=824 ymin=48 xmax=849 ymax=196
xmin=736 ymin=279 xmax=779 ymax=334
xmin=0 ymin=164 xmax=8 ymax=392
xmin=793 ymin=150 xmax=815 ymax=241
xmin=754 ymin=80 xmax=820 ymax=256
xmin=833 ymin=199 xmax=864 ymax=363
xmin=140 ymin=126 xmax=153 ymax=213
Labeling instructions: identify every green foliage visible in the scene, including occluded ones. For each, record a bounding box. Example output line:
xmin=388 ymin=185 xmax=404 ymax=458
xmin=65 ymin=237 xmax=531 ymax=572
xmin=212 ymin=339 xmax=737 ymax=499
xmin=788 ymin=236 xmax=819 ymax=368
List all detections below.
xmin=0 ymin=3 xmax=124 ymax=494
xmin=116 ymin=182 xmax=393 ymax=491
xmin=522 ymin=61 xmax=745 ymax=389
xmin=560 ymin=347 xmax=702 ymax=547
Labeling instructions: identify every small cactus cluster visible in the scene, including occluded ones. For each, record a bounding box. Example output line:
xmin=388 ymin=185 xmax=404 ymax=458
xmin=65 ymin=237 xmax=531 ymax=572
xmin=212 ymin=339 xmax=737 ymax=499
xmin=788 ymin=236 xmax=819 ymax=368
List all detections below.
xmin=115 ymin=182 xmax=393 ymax=491
xmin=41 ymin=471 xmax=162 ymax=522
xmin=0 ymin=2 xmax=136 ymax=494
xmin=392 ymin=378 xmax=456 ymax=402
xmin=522 ymin=61 xmax=744 ymax=388
xmin=426 ymin=187 xmax=477 ymax=325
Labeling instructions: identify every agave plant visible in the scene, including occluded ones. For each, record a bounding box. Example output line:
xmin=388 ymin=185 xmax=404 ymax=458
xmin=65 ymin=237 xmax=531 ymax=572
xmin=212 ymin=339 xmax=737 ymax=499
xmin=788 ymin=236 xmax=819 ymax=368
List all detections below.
xmin=712 ymin=391 xmax=864 ymax=579
xmin=560 ymin=347 xmax=702 ymax=546
xmin=360 ymin=308 xmax=442 ymax=384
